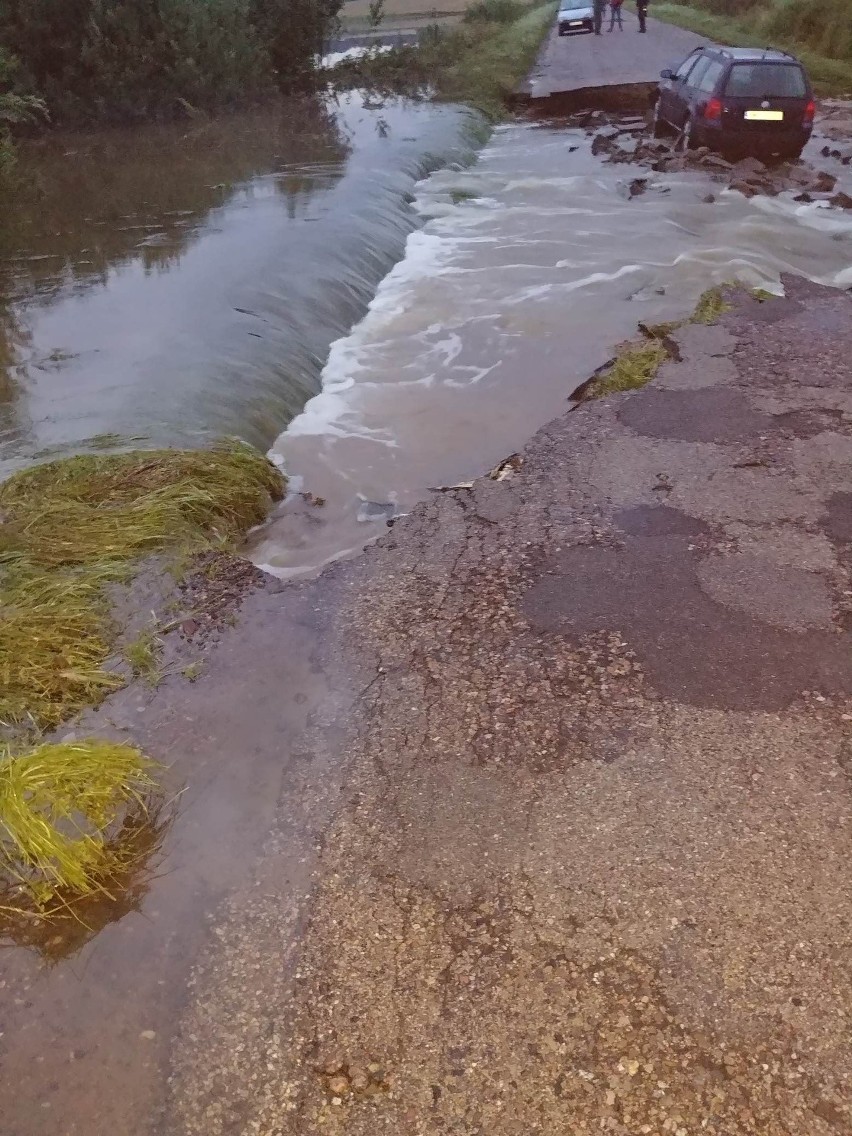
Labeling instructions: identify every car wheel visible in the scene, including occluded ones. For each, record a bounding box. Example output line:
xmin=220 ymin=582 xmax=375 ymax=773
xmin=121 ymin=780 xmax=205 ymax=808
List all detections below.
xmin=651 ymin=100 xmax=667 ymax=138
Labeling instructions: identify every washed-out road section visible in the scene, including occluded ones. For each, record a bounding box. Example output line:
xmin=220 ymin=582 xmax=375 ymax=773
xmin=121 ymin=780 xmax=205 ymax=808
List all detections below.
xmin=163 ymin=277 xmax=852 ymax=1134
xmin=3 ymin=270 xmax=852 ymax=1131
xmin=522 ymin=9 xmax=705 ymax=106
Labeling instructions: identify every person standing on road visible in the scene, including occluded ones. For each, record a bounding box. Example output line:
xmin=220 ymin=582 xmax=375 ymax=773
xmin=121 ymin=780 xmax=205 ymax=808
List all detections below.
xmin=593 ymin=0 xmax=607 ymax=34
xmin=609 ymin=0 xmax=624 ymax=31
xmin=637 ymin=0 xmax=649 ymax=32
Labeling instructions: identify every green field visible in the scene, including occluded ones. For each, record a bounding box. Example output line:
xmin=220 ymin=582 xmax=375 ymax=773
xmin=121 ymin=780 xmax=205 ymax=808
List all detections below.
xmin=648 ymin=0 xmax=852 ymax=95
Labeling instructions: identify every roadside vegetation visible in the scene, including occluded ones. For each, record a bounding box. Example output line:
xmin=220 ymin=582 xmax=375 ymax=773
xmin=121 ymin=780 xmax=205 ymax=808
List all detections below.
xmin=0 ymin=442 xmax=284 ymax=922
xmin=649 ymin=0 xmax=852 ymax=95
xmin=579 ymin=286 xmax=733 ymax=400
xmin=328 ymin=0 xmax=556 ymax=117
xmin=0 ymin=48 xmax=45 ymax=178
xmin=0 ymin=0 xmax=343 ymax=131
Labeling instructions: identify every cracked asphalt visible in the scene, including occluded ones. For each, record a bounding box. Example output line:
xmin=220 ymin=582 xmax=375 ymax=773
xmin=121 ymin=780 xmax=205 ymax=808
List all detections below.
xmin=166 ymin=277 xmax=852 ymax=1136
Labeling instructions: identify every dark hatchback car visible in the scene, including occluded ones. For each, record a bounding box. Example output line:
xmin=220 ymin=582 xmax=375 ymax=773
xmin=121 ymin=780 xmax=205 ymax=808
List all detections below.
xmin=652 ymin=46 xmax=815 ymax=162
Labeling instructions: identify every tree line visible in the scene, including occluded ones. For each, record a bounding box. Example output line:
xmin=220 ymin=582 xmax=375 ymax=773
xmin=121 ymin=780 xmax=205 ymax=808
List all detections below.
xmin=0 ymin=0 xmax=344 ymax=131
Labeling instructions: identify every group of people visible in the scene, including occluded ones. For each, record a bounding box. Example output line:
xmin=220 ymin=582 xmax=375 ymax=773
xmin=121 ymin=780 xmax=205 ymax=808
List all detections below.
xmin=592 ymin=0 xmax=649 ymax=34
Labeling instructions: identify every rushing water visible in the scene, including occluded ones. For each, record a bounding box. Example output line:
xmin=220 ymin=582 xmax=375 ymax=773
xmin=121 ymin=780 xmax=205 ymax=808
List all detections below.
xmin=250 ymin=116 xmax=852 ymax=576
xmin=3 ymin=98 xmax=851 ymax=578
xmin=0 ymin=94 xmax=480 ymax=476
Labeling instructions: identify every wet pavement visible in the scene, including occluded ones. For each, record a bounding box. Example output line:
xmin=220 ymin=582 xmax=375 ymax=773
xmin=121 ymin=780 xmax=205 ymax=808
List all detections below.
xmin=524 ymin=9 xmax=705 ymax=103
xmin=161 ymin=277 xmax=852 ymax=1134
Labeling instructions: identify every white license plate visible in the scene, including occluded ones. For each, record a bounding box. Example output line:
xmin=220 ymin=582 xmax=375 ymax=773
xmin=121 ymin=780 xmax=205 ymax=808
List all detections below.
xmin=569 ymin=20 xmax=584 ymax=25
xmin=744 ymin=109 xmax=784 ymax=121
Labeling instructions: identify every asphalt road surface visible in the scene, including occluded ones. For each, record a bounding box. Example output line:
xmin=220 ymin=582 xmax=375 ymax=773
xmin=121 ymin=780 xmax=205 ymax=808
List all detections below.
xmin=526 ymin=8 xmax=706 ymax=100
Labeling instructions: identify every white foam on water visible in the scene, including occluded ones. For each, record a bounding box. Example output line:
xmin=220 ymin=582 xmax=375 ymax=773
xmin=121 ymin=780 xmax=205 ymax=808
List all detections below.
xmin=284 ymin=227 xmax=460 ymax=440
xmin=256 ymin=120 xmax=852 ymax=577
xmin=318 ymin=44 xmax=393 ymax=68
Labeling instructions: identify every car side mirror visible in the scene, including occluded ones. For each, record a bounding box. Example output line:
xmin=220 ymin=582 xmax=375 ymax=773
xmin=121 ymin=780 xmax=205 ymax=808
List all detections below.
xmin=660 ymin=68 xmax=674 ymax=80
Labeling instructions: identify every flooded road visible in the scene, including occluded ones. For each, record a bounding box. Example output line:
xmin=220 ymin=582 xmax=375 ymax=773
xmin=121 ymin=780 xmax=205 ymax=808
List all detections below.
xmin=3 ymin=94 xmax=852 ymax=1136
xmin=251 ymin=116 xmax=852 ymax=576
xmin=0 ymin=94 xmax=479 ymax=475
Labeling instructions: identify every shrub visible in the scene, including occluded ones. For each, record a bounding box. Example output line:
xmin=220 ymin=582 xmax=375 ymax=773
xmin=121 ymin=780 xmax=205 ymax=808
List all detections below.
xmin=0 ymin=0 xmax=344 ymax=124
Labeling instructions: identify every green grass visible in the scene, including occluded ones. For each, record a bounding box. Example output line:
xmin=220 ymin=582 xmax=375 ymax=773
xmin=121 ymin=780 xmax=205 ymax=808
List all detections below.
xmin=649 ymin=2 xmax=852 ymax=95
xmin=0 ymin=740 xmax=159 ymax=914
xmin=692 ymin=285 xmax=731 ymax=324
xmin=0 ymin=441 xmax=284 ymax=731
xmin=582 ymin=287 xmax=736 ymax=400
xmin=182 ymin=660 xmax=204 ymax=683
xmin=585 ymin=341 xmax=670 ymax=399
xmin=328 ymin=0 xmax=557 ymax=118
xmin=123 ymin=628 xmax=163 ymax=686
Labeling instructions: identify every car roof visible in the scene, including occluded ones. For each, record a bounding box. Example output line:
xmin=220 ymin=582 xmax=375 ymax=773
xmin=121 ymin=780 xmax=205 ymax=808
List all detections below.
xmin=698 ymin=44 xmax=804 ymax=65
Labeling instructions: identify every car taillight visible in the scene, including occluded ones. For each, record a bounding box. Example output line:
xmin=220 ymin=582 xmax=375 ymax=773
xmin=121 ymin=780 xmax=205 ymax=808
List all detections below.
xmin=804 ymin=99 xmax=816 ymax=124
xmin=704 ymin=97 xmax=723 ymax=122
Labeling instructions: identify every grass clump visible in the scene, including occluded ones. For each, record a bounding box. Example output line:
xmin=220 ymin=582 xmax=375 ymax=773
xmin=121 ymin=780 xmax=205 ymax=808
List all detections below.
xmin=0 ymin=572 xmax=124 ymax=730
xmin=585 ymin=341 xmax=670 ymax=399
xmin=123 ymin=628 xmax=163 ymax=686
xmin=182 ymin=660 xmax=204 ymax=683
xmin=0 ymin=441 xmax=284 ymax=731
xmin=0 ymin=741 xmax=159 ymax=913
xmin=692 ymin=285 xmax=732 ymax=325
xmin=753 ymin=287 xmax=778 ymax=303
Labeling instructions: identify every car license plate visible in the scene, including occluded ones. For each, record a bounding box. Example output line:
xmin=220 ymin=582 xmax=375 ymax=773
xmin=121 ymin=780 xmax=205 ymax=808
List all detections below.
xmin=744 ymin=109 xmax=784 ymax=121
xmin=569 ymin=19 xmax=584 ymax=24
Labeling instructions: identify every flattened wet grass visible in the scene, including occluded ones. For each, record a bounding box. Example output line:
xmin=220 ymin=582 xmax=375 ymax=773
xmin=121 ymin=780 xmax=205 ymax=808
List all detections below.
xmin=577 ymin=287 xmax=736 ymax=402
xmin=0 ymin=740 xmax=160 ymax=915
xmin=0 ymin=441 xmax=284 ymax=732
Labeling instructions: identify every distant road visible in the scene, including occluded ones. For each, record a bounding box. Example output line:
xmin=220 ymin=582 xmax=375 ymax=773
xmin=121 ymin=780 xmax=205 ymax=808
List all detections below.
xmin=524 ymin=9 xmax=706 ymax=102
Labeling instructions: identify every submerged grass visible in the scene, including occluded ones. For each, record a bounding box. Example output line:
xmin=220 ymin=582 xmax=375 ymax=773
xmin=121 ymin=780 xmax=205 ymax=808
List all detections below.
xmin=0 ymin=441 xmax=284 ymax=731
xmin=585 ymin=341 xmax=670 ymax=399
xmin=0 ymin=442 xmax=282 ymax=920
xmin=123 ymin=627 xmax=163 ymax=686
xmin=692 ymin=285 xmax=731 ymax=325
xmin=0 ymin=740 xmax=159 ymax=913
xmin=580 ymin=285 xmax=737 ymax=401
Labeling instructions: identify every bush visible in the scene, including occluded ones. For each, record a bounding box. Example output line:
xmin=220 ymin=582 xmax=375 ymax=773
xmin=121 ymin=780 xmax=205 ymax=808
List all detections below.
xmin=0 ymin=0 xmax=344 ymax=125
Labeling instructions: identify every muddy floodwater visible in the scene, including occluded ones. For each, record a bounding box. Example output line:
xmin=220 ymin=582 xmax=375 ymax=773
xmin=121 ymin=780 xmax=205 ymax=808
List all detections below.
xmin=252 ymin=116 xmax=852 ymax=576
xmin=0 ymin=94 xmax=480 ymax=476
xmin=2 ymin=92 xmax=852 ymax=1136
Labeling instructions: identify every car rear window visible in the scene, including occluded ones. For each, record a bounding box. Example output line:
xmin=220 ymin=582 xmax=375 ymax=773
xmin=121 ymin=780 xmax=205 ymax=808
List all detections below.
xmin=724 ymin=63 xmax=807 ymax=98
